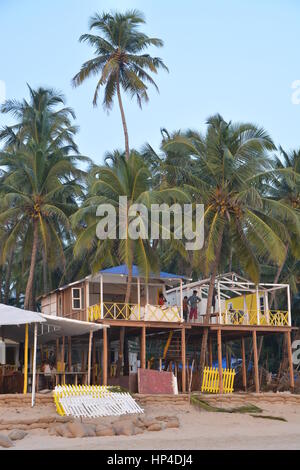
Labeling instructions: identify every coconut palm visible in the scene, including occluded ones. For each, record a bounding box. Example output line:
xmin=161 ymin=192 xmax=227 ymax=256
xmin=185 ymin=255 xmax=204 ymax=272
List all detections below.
xmin=72 ymin=151 xmax=188 ymax=374
xmin=164 ymin=114 xmax=298 ymax=377
xmin=0 ymin=86 xmax=84 ymax=309
xmin=266 ymin=146 xmax=300 ymax=306
xmin=72 ymin=9 xmax=168 ymax=159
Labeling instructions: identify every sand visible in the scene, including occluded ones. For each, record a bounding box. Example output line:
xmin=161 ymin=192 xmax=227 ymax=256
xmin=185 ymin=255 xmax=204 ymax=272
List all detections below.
xmin=1 ymin=398 xmax=300 ymax=450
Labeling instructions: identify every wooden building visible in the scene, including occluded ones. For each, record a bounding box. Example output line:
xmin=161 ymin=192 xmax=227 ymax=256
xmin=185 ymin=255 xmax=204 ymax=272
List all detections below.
xmin=40 ymin=267 xmax=295 ymax=393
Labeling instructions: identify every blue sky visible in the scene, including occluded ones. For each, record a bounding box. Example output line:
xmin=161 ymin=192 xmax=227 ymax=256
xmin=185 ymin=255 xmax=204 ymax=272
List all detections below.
xmin=1 ymin=0 xmax=300 ymax=164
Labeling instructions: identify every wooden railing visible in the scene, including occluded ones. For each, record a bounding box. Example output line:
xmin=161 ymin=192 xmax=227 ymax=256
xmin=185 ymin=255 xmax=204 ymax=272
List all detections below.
xmin=88 ymin=302 xmax=182 ymax=322
xmin=219 ymin=309 xmax=289 ymax=326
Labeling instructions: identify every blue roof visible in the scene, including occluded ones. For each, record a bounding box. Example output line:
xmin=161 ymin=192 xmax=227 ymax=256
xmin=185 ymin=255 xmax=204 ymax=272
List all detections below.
xmin=99 ymin=264 xmax=186 ymax=280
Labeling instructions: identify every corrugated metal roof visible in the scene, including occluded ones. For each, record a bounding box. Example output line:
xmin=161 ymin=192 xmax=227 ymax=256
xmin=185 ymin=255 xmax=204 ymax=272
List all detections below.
xmin=99 ymin=264 xmax=187 ymax=280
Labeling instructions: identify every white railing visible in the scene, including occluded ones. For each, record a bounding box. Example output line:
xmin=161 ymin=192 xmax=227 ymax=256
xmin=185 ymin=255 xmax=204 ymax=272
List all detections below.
xmin=88 ymin=302 xmax=182 ymax=322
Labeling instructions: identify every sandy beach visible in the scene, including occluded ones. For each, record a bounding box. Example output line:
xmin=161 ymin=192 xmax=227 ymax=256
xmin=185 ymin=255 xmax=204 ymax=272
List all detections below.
xmin=1 ymin=396 xmax=300 ymax=450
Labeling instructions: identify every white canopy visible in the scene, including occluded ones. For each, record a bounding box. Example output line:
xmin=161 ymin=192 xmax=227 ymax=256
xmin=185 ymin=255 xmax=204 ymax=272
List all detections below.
xmin=0 ymin=305 xmax=107 ymax=344
xmin=37 ymin=314 xmax=106 ymax=344
xmin=0 ymin=303 xmax=45 ymax=326
xmin=0 ymin=305 xmax=108 ymax=407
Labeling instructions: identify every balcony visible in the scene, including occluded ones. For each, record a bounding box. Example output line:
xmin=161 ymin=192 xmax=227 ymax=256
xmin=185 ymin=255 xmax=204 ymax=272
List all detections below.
xmin=87 ymin=303 xmax=290 ymax=326
xmin=87 ymin=302 xmax=182 ymax=323
xmin=218 ymin=309 xmax=289 ymax=326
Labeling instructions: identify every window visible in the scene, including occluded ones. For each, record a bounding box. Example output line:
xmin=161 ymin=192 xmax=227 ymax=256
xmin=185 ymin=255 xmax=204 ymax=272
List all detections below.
xmin=72 ymin=288 xmax=81 ymax=310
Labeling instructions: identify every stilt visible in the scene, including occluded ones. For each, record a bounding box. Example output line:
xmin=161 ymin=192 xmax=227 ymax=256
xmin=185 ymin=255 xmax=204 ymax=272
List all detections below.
xmin=102 ymin=327 xmax=108 ymax=386
xmin=107 ymin=329 xmax=111 ymax=378
xmin=141 ymin=326 xmax=146 ymax=369
xmin=92 ymin=334 xmax=96 ymax=384
xmin=56 ymin=338 xmax=60 ymax=368
xmin=68 ymin=337 xmax=72 ymax=372
xmin=217 ymin=329 xmax=223 ymax=394
xmin=31 ymin=323 xmax=38 ymax=407
xmin=181 ymin=326 xmax=186 ymax=393
xmin=87 ymin=331 xmax=93 ymax=385
xmin=241 ymin=337 xmax=247 ymax=391
xmin=61 ymin=336 xmax=65 ymax=384
xmin=252 ymin=330 xmax=260 ymax=393
xmin=286 ymin=331 xmax=295 ymax=391
xmin=23 ymin=324 xmax=29 ymax=394
xmin=209 ymin=336 xmax=213 ymax=367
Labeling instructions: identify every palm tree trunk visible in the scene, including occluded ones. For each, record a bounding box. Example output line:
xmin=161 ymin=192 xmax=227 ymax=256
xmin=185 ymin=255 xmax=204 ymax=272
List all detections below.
xmin=116 ymin=76 xmax=130 ymax=160
xmin=0 ymin=267 xmax=2 ymax=303
xmin=42 ymin=249 xmax=48 ymax=295
xmin=116 ymin=265 xmax=133 ymax=377
xmin=270 ymin=243 xmax=289 ymax=309
xmin=4 ymin=250 xmax=13 ymax=304
xmin=199 ymin=226 xmax=224 ymax=381
xmin=24 ymin=220 xmax=39 ymax=310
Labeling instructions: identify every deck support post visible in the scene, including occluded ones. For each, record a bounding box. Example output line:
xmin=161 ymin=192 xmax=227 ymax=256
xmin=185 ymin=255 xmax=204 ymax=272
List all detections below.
xmin=286 ymin=331 xmax=294 ymax=391
xmin=61 ymin=336 xmax=65 ymax=384
xmin=87 ymin=331 xmax=93 ymax=385
xmin=137 ymin=276 xmax=141 ymax=320
xmin=256 ymin=286 xmax=260 ymax=325
xmin=181 ymin=326 xmax=186 ymax=392
xmin=23 ymin=323 xmax=29 ymax=394
xmin=217 ymin=329 xmax=223 ymax=394
xmin=86 ymin=279 xmax=90 ymax=321
xmin=209 ymin=336 xmax=213 ymax=367
xmin=241 ymin=337 xmax=247 ymax=391
xmin=102 ymin=327 xmax=107 ymax=386
xmin=252 ymin=330 xmax=260 ymax=393
xmin=217 ymin=281 xmax=222 ymax=324
xmin=92 ymin=334 xmax=96 ymax=384
xmin=287 ymin=285 xmax=292 ymax=326
xmin=31 ymin=323 xmax=38 ymax=406
xmin=100 ymin=274 xmax=104 ymax=319
xmin=265 ymin=291 xmax=270 ymax=324
xmin=180 ymin=279 xmax=183 ymax=321
xmin=68 ymin=337 xmax=72 ymax=372
xmin=141 ymin=326 xmax=146 ymax=369
xmin=145 ymin=284 xmax=149 ymax=318
xmin=56 ymin=338 xmax=60 ymax=368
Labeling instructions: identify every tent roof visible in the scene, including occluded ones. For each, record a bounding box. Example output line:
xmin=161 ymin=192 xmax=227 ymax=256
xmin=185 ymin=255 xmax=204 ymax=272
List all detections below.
xmin=100 ymin=264 xmax=187 ymax=280
xmin=37 ymin=314 xmax=105 ymax=344
xmin=0 ymin=306 xmax=107 ymax=345
xmin=0 ymin=304 xmax=45 ymax=326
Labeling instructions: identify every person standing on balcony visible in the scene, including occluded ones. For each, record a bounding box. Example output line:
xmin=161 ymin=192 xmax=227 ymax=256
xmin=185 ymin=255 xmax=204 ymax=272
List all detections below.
xmin=183 ymin=296 xmax=189 ymax=321
xmin=188 ymin=290 xmax=201 ymax=322
xmin=158 ymin=293 xmax=167 ymax=306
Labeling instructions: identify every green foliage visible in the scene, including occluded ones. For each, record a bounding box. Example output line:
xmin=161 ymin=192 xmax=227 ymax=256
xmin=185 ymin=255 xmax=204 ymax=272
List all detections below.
xmin=72 ymin=9 xmax=168 ymax=109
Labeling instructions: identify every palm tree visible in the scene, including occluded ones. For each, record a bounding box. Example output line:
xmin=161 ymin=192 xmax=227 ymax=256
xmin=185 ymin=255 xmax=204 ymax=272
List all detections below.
xmin=72 ymin=9 xmax=168 ymax=160
xmin=164 ymin=114 xmax=297 ymax=378
xmin=72 ymin=151 xmax=187 ymax=374
xmin=267 ymin=146 xmax=300 ymax=307
xmin=0 ymin=86 xmax=84 ymax=309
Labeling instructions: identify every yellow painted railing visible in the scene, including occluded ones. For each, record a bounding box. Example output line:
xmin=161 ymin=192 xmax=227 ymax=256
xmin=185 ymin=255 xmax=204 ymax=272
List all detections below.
xmin=88 ymin=302 xmax=181 ymax=322
xmin=88 ymin=302 xmax=140 ymax=321
xmin=201 ymin=366 xmax=235 ymax=394
xmin=221 ymin=309 xmax=289 ymax=326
